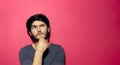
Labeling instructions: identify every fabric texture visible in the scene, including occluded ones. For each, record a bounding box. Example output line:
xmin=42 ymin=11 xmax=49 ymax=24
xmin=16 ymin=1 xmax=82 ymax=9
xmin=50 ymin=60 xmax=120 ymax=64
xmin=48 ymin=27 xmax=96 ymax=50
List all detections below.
xmin=19 ymin=43 xmax=65 ymax=65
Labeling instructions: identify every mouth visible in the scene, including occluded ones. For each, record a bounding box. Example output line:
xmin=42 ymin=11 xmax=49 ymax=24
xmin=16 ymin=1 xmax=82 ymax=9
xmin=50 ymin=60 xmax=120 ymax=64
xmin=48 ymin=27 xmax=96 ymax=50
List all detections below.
xmin=36 ymin=32 xmax=42 ymax=36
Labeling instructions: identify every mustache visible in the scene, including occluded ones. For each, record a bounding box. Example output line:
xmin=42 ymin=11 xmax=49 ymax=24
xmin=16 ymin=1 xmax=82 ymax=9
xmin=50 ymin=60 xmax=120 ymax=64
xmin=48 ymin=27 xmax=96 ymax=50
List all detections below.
xmin=36 ymin=31 xmax=44 ymax=36
xmin=29 ymin=31 xmax=49 ymax=43
xmin=36 ymin=31 xmax=47 ymax=40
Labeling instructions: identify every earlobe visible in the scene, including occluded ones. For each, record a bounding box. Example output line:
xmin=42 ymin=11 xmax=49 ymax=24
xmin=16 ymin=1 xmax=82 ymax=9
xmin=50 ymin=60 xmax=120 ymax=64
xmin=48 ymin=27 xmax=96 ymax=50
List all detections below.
xmin=48 ymin=28 xmax=50 ymax=32
xmin=29 ymin=32 xmax=32 ymax=36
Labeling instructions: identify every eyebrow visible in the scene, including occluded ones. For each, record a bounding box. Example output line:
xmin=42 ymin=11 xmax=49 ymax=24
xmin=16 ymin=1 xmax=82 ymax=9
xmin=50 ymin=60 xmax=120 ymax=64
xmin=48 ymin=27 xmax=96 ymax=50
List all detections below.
xmin=32 ymin=23 xmax=45 ymax=26
xmin=40 ymin=24 xmax=45 ymax=26
xmin=31 ymin=25 xmax=37 ymax=26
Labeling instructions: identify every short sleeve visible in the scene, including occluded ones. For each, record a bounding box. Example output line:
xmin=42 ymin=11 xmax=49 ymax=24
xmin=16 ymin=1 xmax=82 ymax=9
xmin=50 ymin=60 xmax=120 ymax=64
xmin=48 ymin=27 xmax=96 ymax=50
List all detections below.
xmin=51 ymin=45 xmax=66 ymax=65
xmin=19 ymin=48 xmax=32 ymax=65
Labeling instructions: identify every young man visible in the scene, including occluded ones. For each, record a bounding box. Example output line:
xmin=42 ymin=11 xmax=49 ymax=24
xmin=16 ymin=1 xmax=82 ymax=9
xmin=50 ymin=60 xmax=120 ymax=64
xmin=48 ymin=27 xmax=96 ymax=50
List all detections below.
xmin=19 ymin=14 xmax=65 ymax=65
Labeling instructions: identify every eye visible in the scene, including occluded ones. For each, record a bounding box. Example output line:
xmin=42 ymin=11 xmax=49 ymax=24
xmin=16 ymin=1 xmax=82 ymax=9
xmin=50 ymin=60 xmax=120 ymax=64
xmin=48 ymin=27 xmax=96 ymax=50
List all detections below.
xmin=31 ymin=25 xmax=37 ymax=29
xmin=40 ymin=24 xmax=45 ymax=27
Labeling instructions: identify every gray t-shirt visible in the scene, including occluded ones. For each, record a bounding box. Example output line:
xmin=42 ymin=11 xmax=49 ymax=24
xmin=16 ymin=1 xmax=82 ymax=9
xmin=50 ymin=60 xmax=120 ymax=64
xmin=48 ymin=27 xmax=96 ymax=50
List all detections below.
xmin=19 ymin=43 xmax=65 ymax=65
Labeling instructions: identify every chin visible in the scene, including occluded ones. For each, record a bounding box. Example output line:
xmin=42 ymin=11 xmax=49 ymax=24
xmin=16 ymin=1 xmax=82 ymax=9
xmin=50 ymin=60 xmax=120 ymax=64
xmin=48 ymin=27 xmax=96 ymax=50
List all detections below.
xmin=36 ymin=37 xmax=41 ymax=39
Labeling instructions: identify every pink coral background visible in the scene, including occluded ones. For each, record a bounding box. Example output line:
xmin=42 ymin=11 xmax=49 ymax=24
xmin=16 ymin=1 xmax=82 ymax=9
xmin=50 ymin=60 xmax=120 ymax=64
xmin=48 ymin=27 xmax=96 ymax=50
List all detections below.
xmin=0 ymin=0 xmax=120 ymax=65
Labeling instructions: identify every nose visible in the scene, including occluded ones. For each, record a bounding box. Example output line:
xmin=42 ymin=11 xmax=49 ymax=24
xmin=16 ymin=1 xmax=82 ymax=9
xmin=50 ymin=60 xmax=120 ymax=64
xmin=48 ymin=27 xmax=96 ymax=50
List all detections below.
xmin=37 ymin=26 xmax=41 ymax=32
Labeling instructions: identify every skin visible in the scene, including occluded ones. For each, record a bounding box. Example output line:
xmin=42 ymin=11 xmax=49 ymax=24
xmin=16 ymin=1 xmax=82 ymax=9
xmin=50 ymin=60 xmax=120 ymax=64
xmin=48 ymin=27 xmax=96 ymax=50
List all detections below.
xmin=29 ymin=21 xmax=50 ymax=65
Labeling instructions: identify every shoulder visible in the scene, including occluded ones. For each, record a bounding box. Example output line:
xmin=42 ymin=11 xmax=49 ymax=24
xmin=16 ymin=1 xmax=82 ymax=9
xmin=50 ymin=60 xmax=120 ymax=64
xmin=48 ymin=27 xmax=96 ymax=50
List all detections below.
xmin=19 ymin=44 xmax=32 ymax=54
xmin=49 ymin=43 xmax=65 ymax=59
xmin=50 ymin=43 xmax=63 ymax=49
xmin=49 ymin=43 xmax=65 ymax=53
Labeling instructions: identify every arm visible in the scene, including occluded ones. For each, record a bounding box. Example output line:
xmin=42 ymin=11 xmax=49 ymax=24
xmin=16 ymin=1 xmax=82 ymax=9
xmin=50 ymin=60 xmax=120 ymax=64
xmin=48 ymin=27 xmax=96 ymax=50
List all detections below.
xmin=19 ymin=38 xmax=49 ymax=65
xmin=32 ymin=38 xmax=49 ymax=65
xmin=19 ymin=45 xmax=45 ymax=65
xmin=32 ymin=50 xmax=43 ymax=65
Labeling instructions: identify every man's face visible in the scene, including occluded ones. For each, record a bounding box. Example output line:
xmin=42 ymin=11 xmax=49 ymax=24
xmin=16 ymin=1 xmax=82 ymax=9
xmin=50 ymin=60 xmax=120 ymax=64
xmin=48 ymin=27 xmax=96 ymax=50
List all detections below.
xmin=29 ymin=21 xmax=49 ymax=40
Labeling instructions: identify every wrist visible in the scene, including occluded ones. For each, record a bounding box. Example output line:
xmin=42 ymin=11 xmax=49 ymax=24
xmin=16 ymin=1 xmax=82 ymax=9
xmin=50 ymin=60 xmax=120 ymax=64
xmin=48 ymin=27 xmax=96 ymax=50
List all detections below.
xmin=36 ymin=48 xmax=44 ymax=53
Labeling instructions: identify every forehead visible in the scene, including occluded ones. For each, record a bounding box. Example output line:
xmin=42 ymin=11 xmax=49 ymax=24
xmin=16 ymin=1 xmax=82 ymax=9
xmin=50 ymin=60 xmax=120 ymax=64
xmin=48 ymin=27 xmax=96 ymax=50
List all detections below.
xmin=32 ymin=20 xmax=46 ymax=25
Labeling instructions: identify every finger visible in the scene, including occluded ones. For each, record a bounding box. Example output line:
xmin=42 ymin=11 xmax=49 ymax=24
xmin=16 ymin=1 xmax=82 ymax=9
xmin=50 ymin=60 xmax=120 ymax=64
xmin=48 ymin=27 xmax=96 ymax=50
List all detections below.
xmin=39 ymin=37 xmax=47 ymax=43
xmin=39 ymin=36 xmax=44 ymax=41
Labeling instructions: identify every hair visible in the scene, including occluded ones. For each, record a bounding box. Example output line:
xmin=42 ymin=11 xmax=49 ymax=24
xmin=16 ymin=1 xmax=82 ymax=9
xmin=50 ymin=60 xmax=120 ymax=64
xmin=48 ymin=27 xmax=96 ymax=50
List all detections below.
xmin=26 ymin=14 xmax=50 ymax=42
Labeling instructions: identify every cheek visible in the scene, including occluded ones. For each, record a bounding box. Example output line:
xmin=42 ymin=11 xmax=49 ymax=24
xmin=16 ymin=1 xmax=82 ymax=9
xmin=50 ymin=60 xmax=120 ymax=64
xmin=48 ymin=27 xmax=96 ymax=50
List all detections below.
xmin=41 ymin=28 xmax=47 ymax=33
xmin=31 ymin=29 xmax=37 ymax=35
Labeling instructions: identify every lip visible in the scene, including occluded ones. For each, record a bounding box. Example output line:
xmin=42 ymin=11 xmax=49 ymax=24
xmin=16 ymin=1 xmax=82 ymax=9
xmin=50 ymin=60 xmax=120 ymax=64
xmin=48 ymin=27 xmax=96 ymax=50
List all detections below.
xmin=37 ymin=33 xmax=41 ymax=36
xmin=36 ymin=32 xmax=43 ymax=36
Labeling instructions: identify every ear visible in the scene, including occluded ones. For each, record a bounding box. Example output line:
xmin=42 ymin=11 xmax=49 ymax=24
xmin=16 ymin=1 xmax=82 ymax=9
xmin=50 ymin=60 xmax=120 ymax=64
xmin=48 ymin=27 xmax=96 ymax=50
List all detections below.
xmin=47 ymin=27 xmax=50 ymax=32
xmin=29 ymin=31 xmax=32 ymax=36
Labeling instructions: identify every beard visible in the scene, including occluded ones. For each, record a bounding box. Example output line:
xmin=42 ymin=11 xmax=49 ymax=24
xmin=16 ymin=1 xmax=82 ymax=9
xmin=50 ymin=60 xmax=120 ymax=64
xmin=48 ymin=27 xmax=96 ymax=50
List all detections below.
xmin=30 ymin=31 xmax=48 ymax=43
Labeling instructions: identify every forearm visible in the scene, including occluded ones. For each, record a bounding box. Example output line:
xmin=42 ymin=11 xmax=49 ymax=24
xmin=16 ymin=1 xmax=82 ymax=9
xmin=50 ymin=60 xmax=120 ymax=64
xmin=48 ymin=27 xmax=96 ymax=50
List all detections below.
xmin=32 ymin=37 xmax=49 ymax=65
xmin=32 ymin=50 xmax=43 ymax=65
